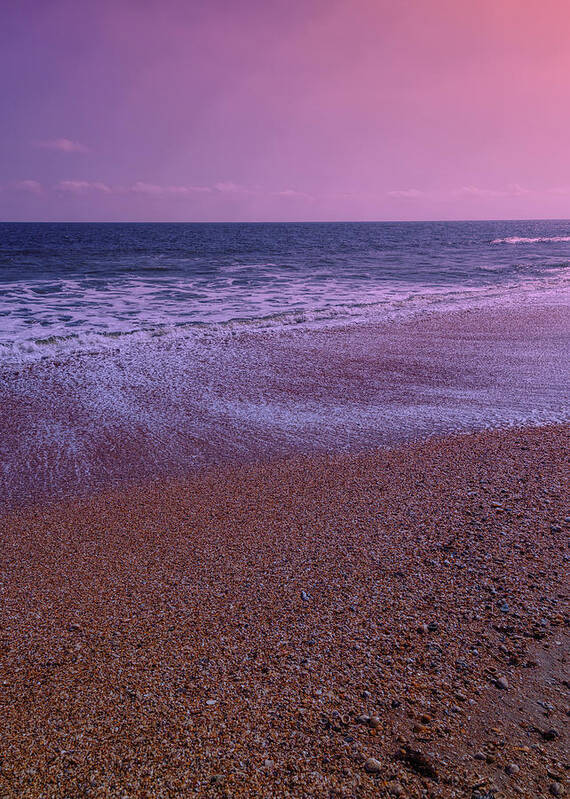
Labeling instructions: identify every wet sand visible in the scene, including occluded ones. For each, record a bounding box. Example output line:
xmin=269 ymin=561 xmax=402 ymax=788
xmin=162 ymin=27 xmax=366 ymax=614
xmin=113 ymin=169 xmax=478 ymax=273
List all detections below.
xmin=1 ymin=300 xmax=568 ymax=509
xmin=1 ymin=424 xmax=568 ymax=798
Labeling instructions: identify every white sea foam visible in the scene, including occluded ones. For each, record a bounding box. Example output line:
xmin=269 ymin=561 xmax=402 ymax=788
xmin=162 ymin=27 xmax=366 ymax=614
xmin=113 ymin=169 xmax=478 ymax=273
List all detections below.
xmin=491 ymin=236 xmax=570 ymax=244
xmin=0 ymin=274 xmax=568 ymax=368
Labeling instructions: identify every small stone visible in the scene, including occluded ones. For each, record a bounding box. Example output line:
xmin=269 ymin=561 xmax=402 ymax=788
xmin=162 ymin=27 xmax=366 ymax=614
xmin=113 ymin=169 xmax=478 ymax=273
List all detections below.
xmin=387 ymin=780 xmax=405 ymax=797
xmin=264 ymin=759 xmax=275 ymax=769
xmin=549 ymin=783 xmax=564 ymax=797
xmin=505 ymin=763 xmax=520 ymax=775
xmin=210 ymin=774 xmax=225 ymax=785
xmin=301 ymin=590 xmax=310 ymax=602
xmin=364 ymin=757 xmax=382 ymax=773
xmin=473 ymin=752 xmax=486 ymax=760
xmin=496 ymin=676 xmax=509 ymax=690
xmin=542 ymin=728 xmax=559 ymax=741
xmin=205 ymin=699 xmax=217 ymax=706
xmin=67 ymin=623 xmax=82 ymax=632
xmin=357 ymin=714 xmax=371 ymax=724
xmin=398 ymin=745 xmax=438 ymax=780
xmin=427 ymin=622 xmax=439 ymax=632
xmin=362 ymin=690 xmax=372 ymax=700
xmin=369 ymin=716 xmax=381 ymax=728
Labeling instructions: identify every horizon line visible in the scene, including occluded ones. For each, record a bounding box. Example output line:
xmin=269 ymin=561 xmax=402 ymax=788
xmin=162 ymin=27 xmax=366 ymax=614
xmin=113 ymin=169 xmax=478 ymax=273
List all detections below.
xmin=1 ymin=217 xmax=570 ymax=225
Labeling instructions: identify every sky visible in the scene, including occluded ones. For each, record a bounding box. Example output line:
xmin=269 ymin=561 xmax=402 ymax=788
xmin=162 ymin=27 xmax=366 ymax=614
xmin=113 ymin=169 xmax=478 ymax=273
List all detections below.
xmin=1 ymin=0 xmax=570 ymax=222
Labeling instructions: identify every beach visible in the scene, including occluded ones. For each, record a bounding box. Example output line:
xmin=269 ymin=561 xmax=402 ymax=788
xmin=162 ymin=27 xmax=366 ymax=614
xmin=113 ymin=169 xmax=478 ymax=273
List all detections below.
xmin=3 ymin=0 xmax=570 ymax=789
xmin=0 ymin=222 xmax=568 ymax=797
xmin=1 ymin=423 xmax=568 ymax=798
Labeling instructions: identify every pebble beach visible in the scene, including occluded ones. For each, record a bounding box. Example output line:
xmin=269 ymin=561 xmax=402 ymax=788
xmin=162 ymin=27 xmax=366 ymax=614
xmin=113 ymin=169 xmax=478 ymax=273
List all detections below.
xmin=1 ymin=423 xmax=568 ymax=798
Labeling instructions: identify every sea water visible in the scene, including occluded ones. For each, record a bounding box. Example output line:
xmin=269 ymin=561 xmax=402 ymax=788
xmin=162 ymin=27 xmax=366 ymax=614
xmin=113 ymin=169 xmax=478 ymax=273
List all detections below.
xmin=1 ymin=220 xmax=568 ymax=363
xmin=1 ymin=220 xmax=568 ymax=505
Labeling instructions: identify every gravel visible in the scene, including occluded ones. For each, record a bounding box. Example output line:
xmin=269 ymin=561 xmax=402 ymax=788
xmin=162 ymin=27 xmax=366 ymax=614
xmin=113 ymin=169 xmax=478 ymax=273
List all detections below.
xmin=0 ymin=423 xmax=568 ymax=798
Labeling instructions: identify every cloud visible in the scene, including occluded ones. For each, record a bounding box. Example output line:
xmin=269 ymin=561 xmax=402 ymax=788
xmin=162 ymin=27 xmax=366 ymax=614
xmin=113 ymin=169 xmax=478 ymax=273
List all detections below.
xmin=35 ymin=138 xmax=90 ymax=153
xmin=54 ymin=180 xmax=212 ymax=197
xmin=457 ymin=184 xmax=531 ymax=198
xmin=13 ymin=180 xmax=43 ymax=194
xmin=56 ymin=180 xmax=111 ymax=193
xmin=130 ymin=182 xmax=211 ymax=196
xmin=387 ymin=188 xmax=424 ymax=199
xmin=546 ymin=186 xmax=570 ymax=196
xmin=387 ymin=185 xmax=534 ymax=202
xmin=213 ymin=181 xmax=252 ymax=194
xmin=273 ymin=189 xmax=314 ymax=200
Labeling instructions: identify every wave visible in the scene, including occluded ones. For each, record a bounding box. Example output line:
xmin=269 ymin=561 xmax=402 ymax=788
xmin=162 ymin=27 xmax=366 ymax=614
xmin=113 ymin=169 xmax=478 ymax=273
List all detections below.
xmin=1 ymin=274 xmax=568 ymax=369
xmin=491 ymin=236 xmax=570 ymax=244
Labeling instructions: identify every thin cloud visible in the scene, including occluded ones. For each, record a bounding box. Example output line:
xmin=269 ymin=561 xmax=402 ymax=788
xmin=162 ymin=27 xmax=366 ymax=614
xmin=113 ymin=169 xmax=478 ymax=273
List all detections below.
xmin=546 ymin=186 xmax=570 ymax=196
xmin=35 ymin=138 xmax=90 ymax=153
xmin=56 ymin=180 xmax=111 ymax=193
xmin=387 ymin=188 xmax=424 ymax=199
xmin=13 ymin=180 xmax=43 ymax=194
xmin=130 ymin=182 xmax=212 ymax=196
xmin=213 ymin=182 xmax=253 ymax=194
xmin=273 ymin=189 xmax=314 ymax=200
xmin=457 ymin=184 xmax=531 ymax=198
xmin=387 ymin=185 xmax=533 ymax=202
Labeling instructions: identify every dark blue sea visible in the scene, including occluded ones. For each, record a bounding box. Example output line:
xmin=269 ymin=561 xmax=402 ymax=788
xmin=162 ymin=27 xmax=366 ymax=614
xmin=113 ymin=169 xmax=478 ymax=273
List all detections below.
xmin=1 ymin=220 xmax=568 ymax=363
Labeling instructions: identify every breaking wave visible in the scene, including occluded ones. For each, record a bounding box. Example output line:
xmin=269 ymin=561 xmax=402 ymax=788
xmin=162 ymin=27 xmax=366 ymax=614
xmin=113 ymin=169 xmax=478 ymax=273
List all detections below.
xmin=1 ymin=275 xmax=568 ymax=368
xmin=492 ymin=236 xmax=570 ymax=244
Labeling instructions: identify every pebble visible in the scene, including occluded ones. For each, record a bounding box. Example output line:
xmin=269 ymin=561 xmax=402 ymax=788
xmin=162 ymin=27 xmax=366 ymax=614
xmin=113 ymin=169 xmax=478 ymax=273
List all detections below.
xmin=1 ymin=423 xmax=567 ymax=799
xmin=505 ymin=763 xmax=520 ymax=775
xmin=300 ymin=591 xmax=310 ymax=602
xmin=363 ymin=757 xmax=382 ymax=773
xmin=550 ymin=783 xmax=564 ymax=797
xmin=495 ymin=676 xmax=509 ymax=690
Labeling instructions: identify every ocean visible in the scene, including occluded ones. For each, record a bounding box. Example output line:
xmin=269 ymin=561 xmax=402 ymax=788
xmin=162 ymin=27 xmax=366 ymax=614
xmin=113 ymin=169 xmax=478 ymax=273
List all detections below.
xmin=1 ymin=219 xmax=568 ymax=506
xmin=1 ymin=220 xmax=569 ymax=363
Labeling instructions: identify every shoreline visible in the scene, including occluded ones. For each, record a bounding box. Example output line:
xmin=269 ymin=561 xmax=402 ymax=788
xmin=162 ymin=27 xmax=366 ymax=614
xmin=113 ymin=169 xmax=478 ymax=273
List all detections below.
xmin=1 ymin=298 xmax=568 ymax=510
xmin=1 ymin=423 xmax=568 ymax=798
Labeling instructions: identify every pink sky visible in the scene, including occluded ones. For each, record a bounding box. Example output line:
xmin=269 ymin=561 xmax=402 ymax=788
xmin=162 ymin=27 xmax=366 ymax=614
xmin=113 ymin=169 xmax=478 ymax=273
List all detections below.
xmin=1 ymin=0 xmax=570 ymax=221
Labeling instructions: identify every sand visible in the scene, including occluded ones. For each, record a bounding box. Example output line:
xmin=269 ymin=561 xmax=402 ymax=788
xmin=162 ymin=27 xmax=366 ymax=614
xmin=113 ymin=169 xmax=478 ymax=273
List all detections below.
xmin=0 ymin=424 xmax=568 ymax=798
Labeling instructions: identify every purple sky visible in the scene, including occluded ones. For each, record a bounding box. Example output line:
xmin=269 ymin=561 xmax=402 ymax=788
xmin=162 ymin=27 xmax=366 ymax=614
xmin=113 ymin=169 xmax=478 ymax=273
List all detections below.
xmin=1 ymin=0 xmax=570 ymax=221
